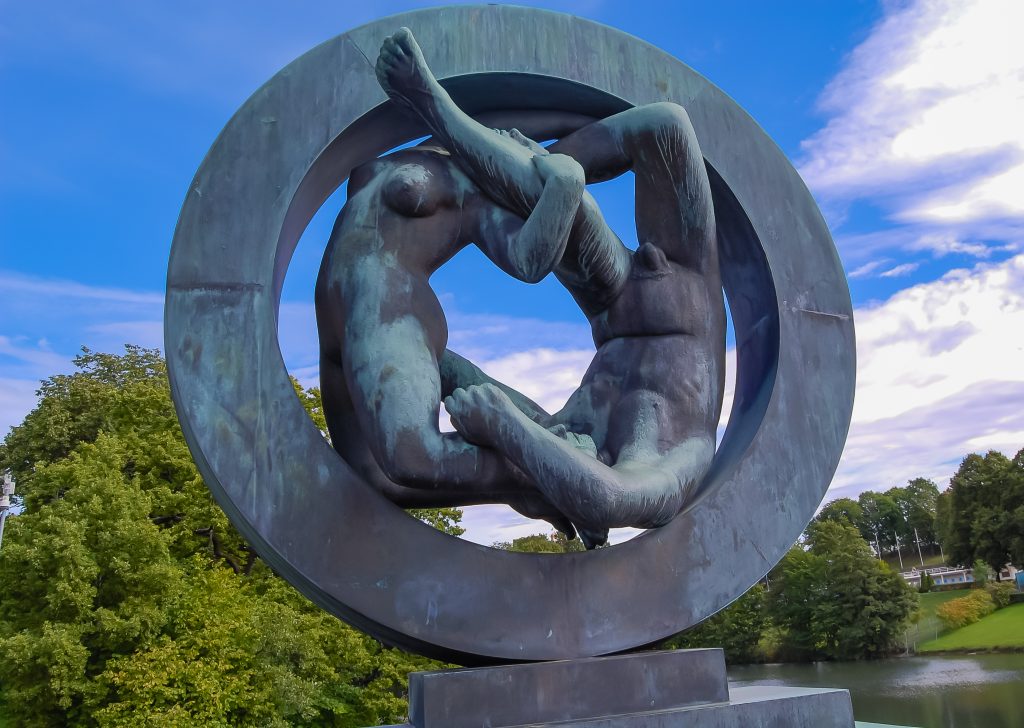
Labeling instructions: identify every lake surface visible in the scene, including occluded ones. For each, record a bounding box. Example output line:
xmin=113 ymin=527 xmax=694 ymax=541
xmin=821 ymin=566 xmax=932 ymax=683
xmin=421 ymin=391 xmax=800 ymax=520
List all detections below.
xmin=729 ymin=653 xmax=1024 ymax=728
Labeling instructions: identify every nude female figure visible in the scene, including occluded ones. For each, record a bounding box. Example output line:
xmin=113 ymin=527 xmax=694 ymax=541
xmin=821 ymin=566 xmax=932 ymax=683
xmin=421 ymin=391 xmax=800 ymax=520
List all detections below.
xmin=314 ymin=124 xmax=586 ymax=528
xmin=372 ymin=29 xmax=726 ymax=538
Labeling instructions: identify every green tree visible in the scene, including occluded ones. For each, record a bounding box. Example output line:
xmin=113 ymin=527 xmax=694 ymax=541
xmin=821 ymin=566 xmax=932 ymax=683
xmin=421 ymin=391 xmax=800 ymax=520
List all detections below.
xmin=769 ymin=521 xmax=917 ymax=661
xmin=407 ymin=507 xmax=466 ymax=536
xmin=0 ymin=346 xmax=167 ymax=483
xmin=0 ymin=347 xmax=446 ymax=725
xmin=664 ymin=584 xmax=769 ymax=664
xmin=856 ymin=491 xmax=903 ymax=553
xmin=493 ymin=532 xmax=585 ymax=553
xmin=815 ymin=498 xmax=864 ymax=530
xmin=943 ymin=449 xmax=1024 ymax=575
xmin=935 ymin=489 xmax=954 ymax=558
xmin=1008 ymin=448 xmax=1024 ymax=568
xmin=972 ymin=558 xmax=991 ymax=588
xmin=898 ymin=478 xmax=940 ymax=545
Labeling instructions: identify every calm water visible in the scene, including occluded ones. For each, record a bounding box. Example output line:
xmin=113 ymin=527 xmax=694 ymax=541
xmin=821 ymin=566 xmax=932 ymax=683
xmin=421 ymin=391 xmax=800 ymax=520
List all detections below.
xmin=729 ymin=653 xmax=1024 ymax=728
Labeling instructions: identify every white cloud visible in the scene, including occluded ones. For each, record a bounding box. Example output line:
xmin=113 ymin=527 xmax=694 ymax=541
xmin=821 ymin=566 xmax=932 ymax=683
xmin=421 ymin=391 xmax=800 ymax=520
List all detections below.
xmin=829 ymin=254 xmax=1024 ymax=496
xmin=800 ymin=0 xmax=1024 ymax=260
xmin=879 ymin=262 xmax=921 ymax=278
xmin=0 ymin=335 xmax=68 ymax=374
xmin=849 ymin=260 xmax=888 ymax=279
xmin=0 ymin=271 xmax=162 ymax=305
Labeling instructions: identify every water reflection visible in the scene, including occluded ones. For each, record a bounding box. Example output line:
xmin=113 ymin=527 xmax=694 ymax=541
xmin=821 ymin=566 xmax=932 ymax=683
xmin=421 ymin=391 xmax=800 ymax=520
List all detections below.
xmin=729 ymin=653 xmax=1024 ymax=728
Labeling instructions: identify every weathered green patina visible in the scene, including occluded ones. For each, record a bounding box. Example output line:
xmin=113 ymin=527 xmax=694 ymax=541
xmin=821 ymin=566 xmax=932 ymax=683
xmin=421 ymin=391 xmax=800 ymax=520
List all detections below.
xmin=166 ymin=6 xmax=854 ymax=665
xmin=317 ymin=28 xmax=724 ymax=548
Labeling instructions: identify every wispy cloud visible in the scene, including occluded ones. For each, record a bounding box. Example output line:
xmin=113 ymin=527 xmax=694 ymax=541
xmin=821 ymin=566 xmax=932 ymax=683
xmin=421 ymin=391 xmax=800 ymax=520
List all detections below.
xmin=0 ymin=270 xmax=162 ymax=306
xmin=849 ymin=260 xmax=888 ymax=279
xmin=879 ymin=262 xmax=920 ymax=278
xmin=0 ymin=270 xmax=165 ymax=436
xmin=800 ymin=0 xmax=1024 ymax=262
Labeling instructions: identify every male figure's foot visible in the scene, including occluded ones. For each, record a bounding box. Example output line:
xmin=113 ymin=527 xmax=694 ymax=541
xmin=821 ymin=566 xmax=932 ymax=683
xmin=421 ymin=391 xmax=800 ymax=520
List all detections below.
xmin=508 ymin=493 xmax=577 ymax=541
xmin=578 ymin=526 xmax=609 ymax=550
xmin=375 ymin=28 xmax=440 ymax=115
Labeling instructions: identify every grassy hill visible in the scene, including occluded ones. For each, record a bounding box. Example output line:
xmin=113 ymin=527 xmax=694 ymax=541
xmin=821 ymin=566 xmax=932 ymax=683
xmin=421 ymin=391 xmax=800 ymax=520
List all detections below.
xmin=906 ymin=588 xmax=970 ymax=650
xmin=882 ymin=550 xmax=945 ymax=572
xmin=919 ymin=603 xmax=1024 ymax=652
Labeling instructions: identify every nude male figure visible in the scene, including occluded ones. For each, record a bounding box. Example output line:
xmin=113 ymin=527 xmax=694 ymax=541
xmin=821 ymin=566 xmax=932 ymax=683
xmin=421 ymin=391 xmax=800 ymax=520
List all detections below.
xmin=373 ymin=29 xmax=726 ymax=537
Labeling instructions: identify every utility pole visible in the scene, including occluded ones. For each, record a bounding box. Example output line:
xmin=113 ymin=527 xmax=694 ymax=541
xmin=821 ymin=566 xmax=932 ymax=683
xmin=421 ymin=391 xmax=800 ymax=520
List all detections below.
xmin=0 ymin=471 xmax=14 ymax=551
xmin=914 ymin=527 xmax=925 ymax=567
xmin=893 ymin=530 xmax=904 ymax=571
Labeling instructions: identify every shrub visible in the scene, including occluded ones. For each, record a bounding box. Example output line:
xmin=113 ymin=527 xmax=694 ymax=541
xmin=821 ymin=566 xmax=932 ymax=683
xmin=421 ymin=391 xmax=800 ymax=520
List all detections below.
xmin=972 ymin=559 xmax=990 ymax=588
xmin=986 ymin=581 xmax=1016 ymax=609
xmin=936 ymin=589 xmax=996 ymax=630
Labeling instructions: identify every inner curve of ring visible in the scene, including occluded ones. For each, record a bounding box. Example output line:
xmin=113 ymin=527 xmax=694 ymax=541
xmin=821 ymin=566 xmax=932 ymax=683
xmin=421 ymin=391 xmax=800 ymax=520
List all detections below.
xmin=270 ymin=71 xmax=781 ymax=527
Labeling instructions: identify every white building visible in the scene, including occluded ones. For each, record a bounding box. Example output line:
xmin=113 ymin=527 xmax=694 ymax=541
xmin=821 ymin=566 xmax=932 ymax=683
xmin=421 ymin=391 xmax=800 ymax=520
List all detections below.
xmin=901 ymin=563 xmax=1020 ymax=589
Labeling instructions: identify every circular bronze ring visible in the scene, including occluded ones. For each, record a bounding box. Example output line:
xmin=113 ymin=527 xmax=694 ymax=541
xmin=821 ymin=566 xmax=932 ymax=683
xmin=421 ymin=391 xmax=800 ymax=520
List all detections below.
xmin=166 ymin=5 xmax=854 ymax=665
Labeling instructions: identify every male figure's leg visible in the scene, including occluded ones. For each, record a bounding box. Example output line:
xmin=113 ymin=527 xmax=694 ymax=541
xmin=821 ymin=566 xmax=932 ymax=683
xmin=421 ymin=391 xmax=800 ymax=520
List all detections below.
xmin=548 ymin=102 xmax=715 ymax=271
xmin=445 ymin=382 xmax=695 ymax=532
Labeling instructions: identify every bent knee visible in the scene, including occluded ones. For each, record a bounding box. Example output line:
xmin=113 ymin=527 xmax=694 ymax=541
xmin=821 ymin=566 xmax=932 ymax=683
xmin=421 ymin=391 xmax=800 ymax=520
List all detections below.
xmin=631 ymin=102 xmax=695 ymax=149
xmin=645 ymin=102 xmax=692 ymax=130
xmin=377 ymin=429 xmax=443 ymax=488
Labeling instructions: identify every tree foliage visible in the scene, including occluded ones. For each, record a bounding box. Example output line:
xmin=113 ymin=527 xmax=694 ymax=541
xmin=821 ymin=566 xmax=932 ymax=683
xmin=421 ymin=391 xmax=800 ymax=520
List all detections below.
xmin=0 ymin=347 xmax=445 ymax=726
xmin=492 ymin=532 xmax=585 ymax=553
xmin=942 ymin=449 xmax=1024 ymax=573
xmin=815 ymin=478 xmax=941 ymax=560
xmin=769 ymin=521 xmax=918 ymax=661
xmin=664 ymin=584 xmax=770 ymax=664
xmin=815 ymin=497 xmax=863 ymax=529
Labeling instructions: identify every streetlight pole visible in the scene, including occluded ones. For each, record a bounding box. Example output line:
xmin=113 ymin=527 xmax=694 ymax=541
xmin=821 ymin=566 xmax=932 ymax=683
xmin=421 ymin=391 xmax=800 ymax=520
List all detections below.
xmin=914 ymin=527 xmax=925 ymax=567
xmin=0 ymin=471 xmax=14 ymax=551
xmin=893 ymin=530 xmax=904 ymax=571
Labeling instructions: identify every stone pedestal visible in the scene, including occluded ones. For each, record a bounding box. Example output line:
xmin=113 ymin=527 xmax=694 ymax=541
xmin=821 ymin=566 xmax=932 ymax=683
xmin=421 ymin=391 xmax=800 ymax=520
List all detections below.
xmin=381 ymin=649 xmax=855 ymax=727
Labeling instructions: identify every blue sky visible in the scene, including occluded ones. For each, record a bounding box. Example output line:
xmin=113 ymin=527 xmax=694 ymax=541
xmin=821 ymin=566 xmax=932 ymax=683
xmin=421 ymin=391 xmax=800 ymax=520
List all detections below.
xmin=3 ymin=0 xmax=1023 ymax=544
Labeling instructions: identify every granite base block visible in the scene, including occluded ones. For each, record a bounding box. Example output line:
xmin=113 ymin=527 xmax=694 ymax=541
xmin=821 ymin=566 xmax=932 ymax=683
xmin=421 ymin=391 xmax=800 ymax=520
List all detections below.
xmin=379 ymin=649 xmax=856 ymax=728
xmin=383 ymin=686 xmax=854 ymax=727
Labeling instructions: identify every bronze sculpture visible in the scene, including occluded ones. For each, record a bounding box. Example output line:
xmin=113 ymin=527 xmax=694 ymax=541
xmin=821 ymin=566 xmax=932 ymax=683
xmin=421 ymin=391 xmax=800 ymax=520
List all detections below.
xmin=166 ymin=5 xmax=855 ymax=667
xmin=317 ymin=29 xmax=725 ymax=547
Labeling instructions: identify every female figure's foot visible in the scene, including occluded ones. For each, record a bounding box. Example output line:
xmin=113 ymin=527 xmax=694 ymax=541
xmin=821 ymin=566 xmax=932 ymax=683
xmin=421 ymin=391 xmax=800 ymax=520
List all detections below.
xmin=375 ymin=27 xmax=441 ymax=114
